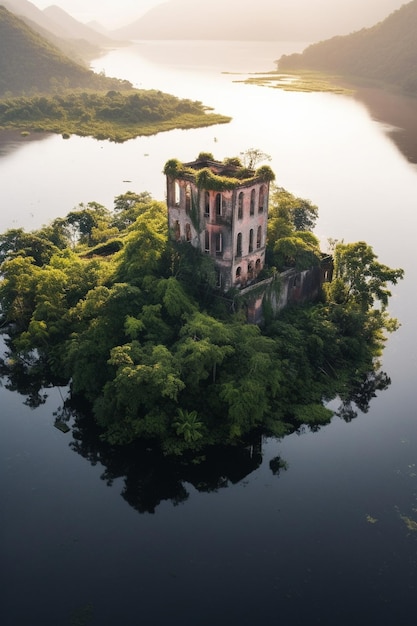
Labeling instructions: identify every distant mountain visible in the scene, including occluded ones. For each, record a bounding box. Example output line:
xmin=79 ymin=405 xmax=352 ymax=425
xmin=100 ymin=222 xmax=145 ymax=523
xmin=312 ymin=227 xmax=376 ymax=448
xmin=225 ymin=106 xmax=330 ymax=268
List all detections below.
xmin=0 ymin=6 xmax=131 ymax=96
xmin=43 ymin=5 xmax=121 ymax=47
xmin=112 ymin=0 xmax=405 ymax=42
xmin=87 ymin=20 xmax=114 ymax=37
xmin=278 ymin=0 xmax=417 ymax=95
xmin=2 ymin=0 xmax=125 ymax=62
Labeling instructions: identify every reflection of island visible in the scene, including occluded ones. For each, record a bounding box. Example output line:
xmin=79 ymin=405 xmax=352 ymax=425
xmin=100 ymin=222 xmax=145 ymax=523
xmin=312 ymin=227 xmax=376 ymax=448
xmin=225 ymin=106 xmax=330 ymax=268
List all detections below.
xmin=1 ymin=339 xmax=391 ymax=514
xmin=0 ymin=129 xmax=53 ymax=159
xmin=67 ymin=368 xmax=389 ymax=515
xmin=354 ymin=87 xmax=417 ymax=165
xmin=70 ymin=413 xmax=268 ymax=514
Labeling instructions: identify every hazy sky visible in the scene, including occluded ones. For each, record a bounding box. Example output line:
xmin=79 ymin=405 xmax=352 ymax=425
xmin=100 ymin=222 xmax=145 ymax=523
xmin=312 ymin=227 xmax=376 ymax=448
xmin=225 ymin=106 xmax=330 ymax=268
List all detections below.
xmin=30 ymin=1 xmax=167 ymax=26
xmin=30 ymin=0 xmax=407 ymax=30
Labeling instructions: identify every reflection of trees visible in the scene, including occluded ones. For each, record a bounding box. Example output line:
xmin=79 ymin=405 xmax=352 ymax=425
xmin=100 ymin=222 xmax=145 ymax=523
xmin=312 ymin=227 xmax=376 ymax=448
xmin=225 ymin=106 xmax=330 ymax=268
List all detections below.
xmin=69 ymin=403 xmax=264 ymax=514
xmin=269 ymin=456 xmax=289 ymax=476
xmin=0 ymin=337 xmax=391 ymax=515
xmin=336 ymin=370 xmax=391 ymax=422
xmin=0 ymin=345 xmax=49 ymax=408
xmin=0 ymin=335 xmax=68 ymax=408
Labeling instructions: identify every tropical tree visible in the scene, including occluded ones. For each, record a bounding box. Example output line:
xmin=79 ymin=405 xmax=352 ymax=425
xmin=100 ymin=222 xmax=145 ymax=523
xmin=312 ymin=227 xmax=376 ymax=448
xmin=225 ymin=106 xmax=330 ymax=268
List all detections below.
xmin=173 ymin=408 xmax=204 ymax=443
xmin=325 ymin=241 xmax=404 ymax=312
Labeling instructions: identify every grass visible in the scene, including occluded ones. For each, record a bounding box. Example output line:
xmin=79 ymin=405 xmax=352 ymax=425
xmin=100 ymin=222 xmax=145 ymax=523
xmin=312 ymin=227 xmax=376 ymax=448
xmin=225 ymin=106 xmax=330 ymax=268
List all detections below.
xmin=233 ymin=70 xmax=354 ymax=95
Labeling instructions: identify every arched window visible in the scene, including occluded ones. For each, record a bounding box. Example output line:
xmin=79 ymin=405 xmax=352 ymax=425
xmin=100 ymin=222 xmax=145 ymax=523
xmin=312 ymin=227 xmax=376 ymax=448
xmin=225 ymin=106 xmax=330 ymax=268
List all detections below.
xmin=236 ymin=232 xmax=242 ymax=258
xmin=204 ymin=191 xmax=210 ymax=217
xmin=205 ymin=230 xmax=210 ymax=253
xmin=250 ymin=189 xmax=255 ymax=216
xmin=248 ymin=262 xmax=254 ymax=279
xmin=185 ymin=184 xmax=191 ymax=213
xmin=256 ymin=226 xmax=262 ymax=249
xmin=215 ymin=193 xmax=222 ymax=217
xmin=238 ymin=192 xmax=243 ymax=220
xmin=249 ymin=229 xmax=254 ymax=253
xmin=174 ymin=182 xmax=180 ymax=206
xmin=185 ymin=223 xmax=192 ymax=241
xmin=215 ymin=232 xmax=223 ymax=254
xmin=259 ymin=185 xmax=266 ymax=213
xmin=236 ymin=266 xmax=242 ymax=279
xmin=255 ymin=259 xmax=261 ymax=274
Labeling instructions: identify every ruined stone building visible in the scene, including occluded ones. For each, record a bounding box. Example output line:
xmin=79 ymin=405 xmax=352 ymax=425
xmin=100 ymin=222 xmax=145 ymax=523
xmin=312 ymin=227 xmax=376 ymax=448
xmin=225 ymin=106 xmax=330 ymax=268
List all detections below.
xmin=165 ymin=153 xmax=332 ymax=323
xmin=165 ymin=154 xmax=274 ymax=292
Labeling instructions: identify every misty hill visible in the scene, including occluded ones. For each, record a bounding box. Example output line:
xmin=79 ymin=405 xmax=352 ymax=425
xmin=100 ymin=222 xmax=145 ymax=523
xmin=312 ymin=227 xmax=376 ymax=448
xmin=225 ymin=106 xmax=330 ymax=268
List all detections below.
xmin=43 ymin=5 xmax=121 ymax=47
xmin=0 ymin=6 xmax=131 ymax=97
xmin=278 ymin=0 xmax=417 ymax=96
xmin=2 ymin=0 xmax=123 ymax=61
xmin=112 ymin=0 xmax=405 ymax=42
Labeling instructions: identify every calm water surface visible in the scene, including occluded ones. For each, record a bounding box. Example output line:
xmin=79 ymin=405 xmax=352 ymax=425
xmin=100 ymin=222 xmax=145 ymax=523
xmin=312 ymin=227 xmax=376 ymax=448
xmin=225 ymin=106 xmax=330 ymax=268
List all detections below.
xmin=1 ymin=41 xmax=417 ymax=626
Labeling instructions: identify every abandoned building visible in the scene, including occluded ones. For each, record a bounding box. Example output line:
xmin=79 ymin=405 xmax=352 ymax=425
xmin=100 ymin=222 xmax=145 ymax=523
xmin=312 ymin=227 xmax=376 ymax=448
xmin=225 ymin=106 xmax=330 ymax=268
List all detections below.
xmin=164 ymin=153 xmax=332 ymax=323
xmin=165 ymin=153 xmax=273 ymax=290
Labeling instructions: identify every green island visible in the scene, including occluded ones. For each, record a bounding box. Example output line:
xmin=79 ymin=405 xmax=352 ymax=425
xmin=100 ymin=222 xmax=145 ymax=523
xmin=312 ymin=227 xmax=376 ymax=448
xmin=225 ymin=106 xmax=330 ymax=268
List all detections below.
xmin=234 ymin=70 xmax=351 ymax=94
xmin=0 ymin=155 xmax=404 ymax=457
xmin=0 ymin=91 xmax=231 ymax=142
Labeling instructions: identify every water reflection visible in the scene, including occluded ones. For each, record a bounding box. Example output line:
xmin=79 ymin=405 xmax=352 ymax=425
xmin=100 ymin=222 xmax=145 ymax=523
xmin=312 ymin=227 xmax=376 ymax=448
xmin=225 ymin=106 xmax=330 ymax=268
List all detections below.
xmin=0 ymin=129 xmax=52 ymax=158
xmin=69 ymin=407 xmax=266 ymax=514
xmin=354 ymin=87 xmax=417 ymax=165
xmin=0 ymin=328 xmax=391 ymax=515
xmin=64 ymin=364 xmax=390 ymax=514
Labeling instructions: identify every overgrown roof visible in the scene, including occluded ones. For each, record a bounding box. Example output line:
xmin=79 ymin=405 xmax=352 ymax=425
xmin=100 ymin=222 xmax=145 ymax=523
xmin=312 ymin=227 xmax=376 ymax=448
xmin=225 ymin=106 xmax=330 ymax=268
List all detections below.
xmin=164 ymin=153 xmax=275 ymax=191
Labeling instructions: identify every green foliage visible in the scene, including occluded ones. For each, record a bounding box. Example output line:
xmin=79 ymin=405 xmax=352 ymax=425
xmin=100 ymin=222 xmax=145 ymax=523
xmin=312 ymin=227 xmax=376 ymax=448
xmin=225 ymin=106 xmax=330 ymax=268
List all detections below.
xmin=0 ymin=189 xmax=404 ymax=457
xmin=195 ymin=167 xmax=245 ymax=191
xmin=164 ymin=154 xmax=274 ymax=191
xmin=173 ymin=409 xmax=204 ymax=443
xmin=267 ymin=186 xmax=321 ymax=270
xmin=325 ymin=241 xmax=404 ymax=312
xmin=255 ymin=165 xmax=276 ymax=182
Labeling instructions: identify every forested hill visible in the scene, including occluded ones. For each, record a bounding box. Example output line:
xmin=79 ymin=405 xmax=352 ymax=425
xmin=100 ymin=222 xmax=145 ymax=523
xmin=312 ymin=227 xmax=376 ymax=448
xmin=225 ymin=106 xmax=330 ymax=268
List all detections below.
xmin=278 ymin=0 xmax=417 ymax=96
xmin=0 ymin=6 xmax=130 ymax=97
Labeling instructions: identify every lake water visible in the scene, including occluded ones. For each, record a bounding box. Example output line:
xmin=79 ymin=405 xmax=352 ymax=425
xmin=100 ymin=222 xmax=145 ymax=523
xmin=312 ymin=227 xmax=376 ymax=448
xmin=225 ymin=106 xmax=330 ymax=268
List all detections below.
xmin=1 ymin=41 xmax=417 ymax=626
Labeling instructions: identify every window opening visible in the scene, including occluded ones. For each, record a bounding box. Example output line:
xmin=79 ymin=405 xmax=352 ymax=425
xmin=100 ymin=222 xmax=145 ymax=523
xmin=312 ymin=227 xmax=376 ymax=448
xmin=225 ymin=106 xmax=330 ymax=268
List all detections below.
xmin=205 ymin=230 xmax=210 ymax=253
xmin=238 ymin=192 xmax=243 ymax=220
xmin=185 ymin=223 xmax=192 ymax=242
xmin=259 ymin=185 xmax=265 ymax=213
xmin=216 ymin=193 xmax=222 ymax=217
xmin=204 ymin=191 xmax=210 ymax=217
xmin=256 ymin=226 xmax=262 ymax=249
xmin=174 ymin=182 xmax=180 ymax=206
xmin=250 ymin=189 xmax=255 ymax=216
xmin=236 ymin=232 xmax=242 ymax=257
xmin=215 ymin=232 xmax=223 ymax=254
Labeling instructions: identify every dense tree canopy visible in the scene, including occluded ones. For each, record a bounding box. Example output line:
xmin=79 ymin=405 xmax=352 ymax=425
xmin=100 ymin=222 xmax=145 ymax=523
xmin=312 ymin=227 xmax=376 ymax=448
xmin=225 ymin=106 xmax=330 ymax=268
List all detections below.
xmin=0 ymin=187 xmax=403 ymax=456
